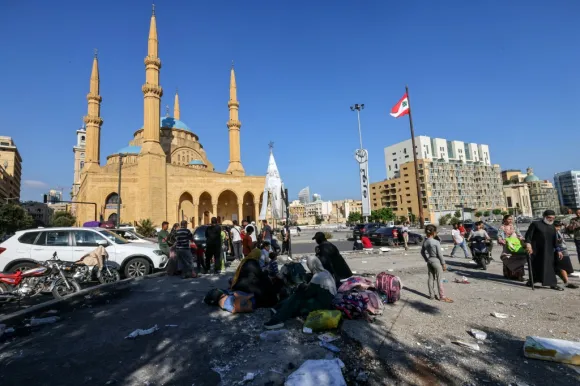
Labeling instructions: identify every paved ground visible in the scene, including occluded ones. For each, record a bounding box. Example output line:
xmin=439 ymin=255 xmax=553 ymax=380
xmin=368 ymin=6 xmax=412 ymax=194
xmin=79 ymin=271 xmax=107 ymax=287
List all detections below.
xmin=1 ymin=241 xmax=578 ymax=385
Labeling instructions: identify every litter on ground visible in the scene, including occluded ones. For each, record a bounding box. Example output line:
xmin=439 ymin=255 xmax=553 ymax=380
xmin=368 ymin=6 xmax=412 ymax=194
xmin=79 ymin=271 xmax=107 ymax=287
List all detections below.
xmin=125 ymin=325 xmax=159 ymax=339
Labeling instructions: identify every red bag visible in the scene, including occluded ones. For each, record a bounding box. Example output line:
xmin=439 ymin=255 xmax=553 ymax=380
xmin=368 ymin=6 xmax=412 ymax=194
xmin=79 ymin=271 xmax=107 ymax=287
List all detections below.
xmin=375 ymin=272 xmax=402 ymax=304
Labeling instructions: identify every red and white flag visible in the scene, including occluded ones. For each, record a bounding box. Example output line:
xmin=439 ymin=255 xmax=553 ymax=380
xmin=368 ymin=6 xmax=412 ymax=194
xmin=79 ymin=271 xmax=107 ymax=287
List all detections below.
xmin=390 ymin=93 xmax=409 ymax=118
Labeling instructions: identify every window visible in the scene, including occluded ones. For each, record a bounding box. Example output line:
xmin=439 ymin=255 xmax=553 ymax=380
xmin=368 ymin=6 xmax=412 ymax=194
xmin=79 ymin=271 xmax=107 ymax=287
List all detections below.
xmin=507 ymin=197 xmax=513 ymax=207
xmin=388 ymin=166 xmax=391 ymax=171
xmin=105 ymin=193 xmax=120 ymax=205
xmin=18 ymin=231 xmax=40 ymax=245
xmin=39 ymin=231 xmax=70 ymax=246
xmin=81 ymin=136 xmax=85 ymax=142
xmin=80 ymin=161 xmax=85 ymax=169
xmin=73 ymin=230 xmax=105 ymax=247
xmin=99 ymin=230 xmax=128 ymax=244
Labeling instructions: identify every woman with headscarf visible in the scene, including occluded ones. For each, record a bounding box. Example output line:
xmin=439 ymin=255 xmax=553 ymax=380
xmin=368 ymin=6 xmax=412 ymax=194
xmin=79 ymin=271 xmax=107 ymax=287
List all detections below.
xmin=264 ymin=256 xmax=337 ymax=330
xmin=498 ymin=214 xmax=527 ymax=281
xmin=230 ymin=245 xmax=277 ymax=307
xmin=312 ymin=232 xmax=353 ymax=286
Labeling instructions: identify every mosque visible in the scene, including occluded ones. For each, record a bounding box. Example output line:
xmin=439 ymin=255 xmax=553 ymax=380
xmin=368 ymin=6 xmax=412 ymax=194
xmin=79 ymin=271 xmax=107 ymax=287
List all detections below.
xmin=73 ymin=7 xmax=265 ymax=227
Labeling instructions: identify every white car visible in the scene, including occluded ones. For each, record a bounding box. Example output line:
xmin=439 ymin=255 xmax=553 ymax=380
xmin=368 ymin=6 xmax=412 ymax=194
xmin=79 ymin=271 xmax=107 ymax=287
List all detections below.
xmin=0 ymin=227 xmax=168 ymax=278
xmin=110 ymin=229 xmax=154 ymax=244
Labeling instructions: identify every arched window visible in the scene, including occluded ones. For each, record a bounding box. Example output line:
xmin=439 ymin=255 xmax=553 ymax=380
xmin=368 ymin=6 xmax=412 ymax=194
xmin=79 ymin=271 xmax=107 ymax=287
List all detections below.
xmin=81 ymin=136 xmax=85 ymax=142
xmin=80 ymin=161 xmax=85 ymax=169
xmin=105 ymin=193 xmax=120 ymax=205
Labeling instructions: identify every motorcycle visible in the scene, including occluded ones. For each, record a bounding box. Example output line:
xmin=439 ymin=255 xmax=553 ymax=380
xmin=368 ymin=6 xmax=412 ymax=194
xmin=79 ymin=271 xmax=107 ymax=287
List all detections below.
xmin=0 ymin=252 xmax=81 ymax=303
xmin=469 ymin=236 xmax=492 ymax=270
xmin=58 ymin=251 xmax=121 ymax=285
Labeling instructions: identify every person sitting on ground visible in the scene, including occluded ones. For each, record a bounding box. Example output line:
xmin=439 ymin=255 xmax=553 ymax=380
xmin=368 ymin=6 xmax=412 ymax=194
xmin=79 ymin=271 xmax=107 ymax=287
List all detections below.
xmin=313 ymin=231 xmax=353 ymax=287
xmin=266 ymin=252 xmax=279 ymax=278
xmin=421 ymin=225 xmax=453 ymax=303
xmin=260 ymin=241 xmax=272 ymax=269
xmin=554 ymin=221 xmax=578 ymax=289
xmin=352 ymin=235 xmax=363 ymax=251
xmin=230 ymin=246 xmax=277 ymax=308
xmin=264 ymin=256 xmax=337 ymax=330
xmin=360 ymin=234 xmax=373 ymax=249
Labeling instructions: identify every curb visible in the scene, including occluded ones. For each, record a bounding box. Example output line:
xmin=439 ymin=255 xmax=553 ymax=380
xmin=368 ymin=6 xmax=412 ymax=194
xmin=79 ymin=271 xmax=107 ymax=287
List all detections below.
xmin=0 ymin=271 xmax=166 ymax=326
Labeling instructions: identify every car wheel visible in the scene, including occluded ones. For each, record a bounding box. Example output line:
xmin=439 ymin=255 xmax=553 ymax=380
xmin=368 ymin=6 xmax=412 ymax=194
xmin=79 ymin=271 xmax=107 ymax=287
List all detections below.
xmin=124 ymin=257 xmax=150 ymax=278
xmin=9 ymin=261 xmax=39 ymax=274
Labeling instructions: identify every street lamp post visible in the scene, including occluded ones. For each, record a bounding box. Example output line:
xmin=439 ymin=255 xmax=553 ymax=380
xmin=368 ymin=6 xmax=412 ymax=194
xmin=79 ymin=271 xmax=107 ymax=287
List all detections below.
xmin=351 ymin=104 xmax=370 ymax=223
xmin=116 ymin=154 xmax=126 ymax=228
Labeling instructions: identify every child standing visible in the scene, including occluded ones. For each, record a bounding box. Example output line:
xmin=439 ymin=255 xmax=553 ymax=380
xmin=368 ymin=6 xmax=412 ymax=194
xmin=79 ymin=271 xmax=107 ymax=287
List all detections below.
xmin=421 ymin=225 xmax=454 ymax=303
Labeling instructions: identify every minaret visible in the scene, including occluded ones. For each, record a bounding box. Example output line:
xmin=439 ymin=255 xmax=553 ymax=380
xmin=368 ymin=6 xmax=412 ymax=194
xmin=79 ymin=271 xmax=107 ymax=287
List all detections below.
xmin=137 ymin=4 xmax=167 ymax=225
xmin=174 ymin=89 xmax=180 ymax=120
xmin=226 ymin=63 xmax=245 ymax=175
xmin=83 ymin=49 xmax=103 ymax=172
xmin=141 ymin=3 xmax=164 ymax=154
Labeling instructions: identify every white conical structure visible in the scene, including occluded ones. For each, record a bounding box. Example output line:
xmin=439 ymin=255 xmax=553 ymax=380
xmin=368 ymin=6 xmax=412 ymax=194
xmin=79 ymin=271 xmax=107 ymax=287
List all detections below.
xmin=259 ymin=150 xmax=285 ymax=220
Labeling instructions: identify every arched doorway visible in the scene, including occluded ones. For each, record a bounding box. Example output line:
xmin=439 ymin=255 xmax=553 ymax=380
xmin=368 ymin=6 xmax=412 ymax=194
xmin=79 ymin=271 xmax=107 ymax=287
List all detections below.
xmin=178 ymin=192 xmax=194 ymax=226
xmin=198 ymin=192 xmax=212 ymax=225
xmin=104 ymin=193 xmax=120 ymax=225
xmin=108 ymin=213 xmax=117 ymax=224
xmin=242 ymin=192 xmax=255 ymax=222
xmin=217 ymin=190 xmax=238 ymax=224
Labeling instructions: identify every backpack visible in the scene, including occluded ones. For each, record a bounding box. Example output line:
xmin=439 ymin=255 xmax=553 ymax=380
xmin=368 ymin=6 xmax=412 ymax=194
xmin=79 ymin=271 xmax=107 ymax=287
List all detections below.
xmin=375 ymin=272 xmax=402 ymax=304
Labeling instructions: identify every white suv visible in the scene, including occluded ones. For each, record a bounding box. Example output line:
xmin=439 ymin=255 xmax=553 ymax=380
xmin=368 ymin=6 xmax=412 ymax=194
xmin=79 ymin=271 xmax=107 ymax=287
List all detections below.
xmin=0 ymin=227 xmax=168 ymax=278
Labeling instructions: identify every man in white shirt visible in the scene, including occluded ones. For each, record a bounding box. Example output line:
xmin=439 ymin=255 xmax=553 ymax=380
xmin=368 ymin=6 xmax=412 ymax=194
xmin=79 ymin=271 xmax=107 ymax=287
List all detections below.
xmin=451 ymin=223 xmax=470 ymax=258
xmin=230 ymin=220 xmax=243 ymax=261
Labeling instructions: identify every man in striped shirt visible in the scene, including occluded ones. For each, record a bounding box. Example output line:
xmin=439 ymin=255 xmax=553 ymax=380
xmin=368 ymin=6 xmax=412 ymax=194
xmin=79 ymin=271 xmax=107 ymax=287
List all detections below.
xmin=175 ymin=220 xmax=196 ymax=279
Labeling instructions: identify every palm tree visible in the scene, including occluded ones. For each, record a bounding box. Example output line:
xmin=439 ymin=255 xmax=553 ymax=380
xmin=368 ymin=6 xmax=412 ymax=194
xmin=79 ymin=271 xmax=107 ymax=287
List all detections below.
xmin=136 ymin=219 xmax=156 ymax=237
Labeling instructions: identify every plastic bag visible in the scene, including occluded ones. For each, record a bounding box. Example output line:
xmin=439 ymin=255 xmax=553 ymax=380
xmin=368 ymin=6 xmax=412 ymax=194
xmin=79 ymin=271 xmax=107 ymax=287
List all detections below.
xmin=523 ymin=336 xmax=580 ymax=365
xmin=506 ymin=236 xmax=524 ymax=254
xmin=303 ymin=310 xmax=342 ymax=331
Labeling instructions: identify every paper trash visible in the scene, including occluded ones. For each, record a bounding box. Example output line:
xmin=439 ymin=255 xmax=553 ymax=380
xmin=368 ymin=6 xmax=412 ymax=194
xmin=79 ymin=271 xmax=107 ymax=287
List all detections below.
xmin=523 ymin=336 xmax=580 ymax=365
xmin=285 ymin=359 xmax=346 ymax=386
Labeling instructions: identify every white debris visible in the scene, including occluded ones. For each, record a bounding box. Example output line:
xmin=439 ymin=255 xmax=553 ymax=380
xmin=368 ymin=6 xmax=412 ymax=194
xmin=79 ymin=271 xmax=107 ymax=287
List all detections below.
xmin=470 ymin=329 xmax=488 ymax=341
xmin=490 ymin=312 xmax=508 ymax=319
xmin=453 ymin=340 xmax=480 ymax=351
xmin=125 ymin=325 xmax=159 ymax=339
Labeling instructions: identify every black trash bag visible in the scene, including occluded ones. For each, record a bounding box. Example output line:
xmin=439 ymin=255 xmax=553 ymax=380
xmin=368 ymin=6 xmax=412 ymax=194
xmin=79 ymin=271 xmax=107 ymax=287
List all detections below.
xmin=203 ymin=288 xmax=225 ymax=305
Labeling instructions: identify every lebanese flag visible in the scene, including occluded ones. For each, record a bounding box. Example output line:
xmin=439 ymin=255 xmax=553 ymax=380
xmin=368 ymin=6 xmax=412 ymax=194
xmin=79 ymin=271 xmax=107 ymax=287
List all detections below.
xmin=390 ymin=93 xmax=410 ymax=118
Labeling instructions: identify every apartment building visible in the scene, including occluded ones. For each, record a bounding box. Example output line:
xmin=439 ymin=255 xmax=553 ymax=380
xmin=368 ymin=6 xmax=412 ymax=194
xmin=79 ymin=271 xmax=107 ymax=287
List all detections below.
xmin=331 ymin=199 xmax=362 ymax=222
xmin=384 ymin=136 xmax=491 ymax=179
xmin=554 ymin=170 xmax=580 ymax=211
xmin=289 ymin=200 xmax=305 ymax=221
xmin=305 ymin=198 xmax=333 ymax=219
xmin=23 ymin=201 xmax=54 ymax=227
xmin=372 ymin=137 xmax=504 ymax=224
xmin=298 ymin=187 xmax=310 ymax=204
xmin=0 ymin=136 xmax=22 ymax=202
xmin=501 ymin=169 xmax=526 ymax=184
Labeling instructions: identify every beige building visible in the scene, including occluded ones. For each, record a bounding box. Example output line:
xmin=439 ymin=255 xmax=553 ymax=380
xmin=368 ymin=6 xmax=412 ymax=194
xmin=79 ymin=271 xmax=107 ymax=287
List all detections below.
xmin=522 ymin=168 xmax=560 ymax=217
xmin=371 ymin=158 xmax=505 ymax=224
xmin=289 ymin=200 xmax=305 ymax=222
xmin=0 ymin=136 xmax=22 ymax=202
xmin=75 ymin=8 xmax=265 ymax=227
xmin=501 ymin=169 xmax=526 ymax=184
xmin=331 ymin=199 xmax=362 ymax=222
xmin=503 ymin=184 xmax=532 ymax=217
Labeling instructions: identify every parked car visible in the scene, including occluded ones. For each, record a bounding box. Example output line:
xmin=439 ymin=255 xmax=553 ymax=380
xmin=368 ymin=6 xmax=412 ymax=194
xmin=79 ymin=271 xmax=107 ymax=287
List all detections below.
xmin=110 ymin=229 xmax=154 ymax=244
xmin=369 ymin=227 xmax=424 ymax=246
xmin=0 ymin=227 xmax=168 ymax=278
xmin=353 ymin=223 xmax=381 ymax=238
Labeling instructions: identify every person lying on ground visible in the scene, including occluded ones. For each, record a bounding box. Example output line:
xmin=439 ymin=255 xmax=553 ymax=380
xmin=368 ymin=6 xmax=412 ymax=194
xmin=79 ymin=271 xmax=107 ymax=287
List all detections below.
xmin=230 ymin=246 xmax=277 ymax=308
xmin=264 ymin=256 xmax=337 ymax=330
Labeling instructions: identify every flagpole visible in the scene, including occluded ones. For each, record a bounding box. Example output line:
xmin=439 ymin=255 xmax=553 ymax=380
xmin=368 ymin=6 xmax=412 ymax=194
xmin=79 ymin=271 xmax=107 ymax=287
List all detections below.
xmin=405 ymin=85 xmax=425 ymax=228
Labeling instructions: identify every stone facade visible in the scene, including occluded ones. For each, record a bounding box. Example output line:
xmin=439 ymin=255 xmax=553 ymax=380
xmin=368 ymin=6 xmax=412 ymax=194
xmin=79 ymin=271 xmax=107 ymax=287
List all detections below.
xmin=74 ymin=8 xmax=265 ymax=227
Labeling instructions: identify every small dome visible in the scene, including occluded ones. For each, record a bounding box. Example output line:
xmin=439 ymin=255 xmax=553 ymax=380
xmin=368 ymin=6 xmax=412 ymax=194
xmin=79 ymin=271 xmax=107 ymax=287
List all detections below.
xmin=524 ymin=174 xmax=540 ymax=182
xmin=189 ymin=159 xmax=204 ymax=165
xmin=117 ymin=145 xmax=141 ymax=154
xmin=160 ymin=117 xmax=191 ymax=131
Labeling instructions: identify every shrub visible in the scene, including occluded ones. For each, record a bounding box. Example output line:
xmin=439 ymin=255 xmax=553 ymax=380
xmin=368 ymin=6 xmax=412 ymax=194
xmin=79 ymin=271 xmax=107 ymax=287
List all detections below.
xmin=323 ymin=232 xmax=333 ymax=240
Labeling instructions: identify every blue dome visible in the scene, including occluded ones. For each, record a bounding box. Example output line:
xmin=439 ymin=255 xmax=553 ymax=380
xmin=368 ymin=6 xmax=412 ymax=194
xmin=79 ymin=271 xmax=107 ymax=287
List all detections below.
xmin=189 ymin=159 xmax=204 ymax=165
xmin=117 ymin=145 xmax=141 ymax=154
xmin=160 ymin=117 xmax=191 ymax=131
xmin=524 ymin=174 xmax=540 ymax=182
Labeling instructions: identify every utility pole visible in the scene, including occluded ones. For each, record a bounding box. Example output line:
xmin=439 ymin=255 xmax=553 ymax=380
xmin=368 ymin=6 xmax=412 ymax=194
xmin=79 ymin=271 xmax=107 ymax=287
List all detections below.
xmin=116 ymin=154 xmax=126 ymax=228
xmin=351 ymin=103 xmax=370 ymax=223
xmin=405 ymin=86 xmax=425 ymax=228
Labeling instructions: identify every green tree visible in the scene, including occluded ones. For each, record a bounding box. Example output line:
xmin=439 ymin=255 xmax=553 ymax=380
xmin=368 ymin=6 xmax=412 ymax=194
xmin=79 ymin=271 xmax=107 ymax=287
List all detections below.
xmin=450 ymin=216 xmax=461 ymax=225
xmin=315 ymin=216 xmax=323 ymax=225
xmin=0 ymin=203 xmax=34 ymax=235
xmin=475 ymin=211 xmax=483 ymax=219
xmin=438 ymin=213 xmax=452 ymax=225
xmin=453 ymin=210 xmax=461 ymax=218
xmin=347 ymin=212 xmax=362 ymax=224
xmin=483 ymin=211 xmax=490 ymax=217
xmin=501 ymin=211 xmax=509 ymax=216
xmin=492 ymin=209 xmax=502 ymax=216
xmin=136 ymin=219 xmax=156 ymax=237
xmin=51 ymin=211 xmax=76 ymax=227
xmin=372 ymin=208 xmax=394 ymax=223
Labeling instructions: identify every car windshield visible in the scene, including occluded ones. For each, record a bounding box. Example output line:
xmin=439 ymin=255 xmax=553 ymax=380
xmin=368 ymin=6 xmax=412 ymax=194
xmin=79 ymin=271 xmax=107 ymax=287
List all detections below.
xmin=99 ymin=230 xmax=129 ymax=244
xmin=193 ymin=227 xmax=207 ymax=240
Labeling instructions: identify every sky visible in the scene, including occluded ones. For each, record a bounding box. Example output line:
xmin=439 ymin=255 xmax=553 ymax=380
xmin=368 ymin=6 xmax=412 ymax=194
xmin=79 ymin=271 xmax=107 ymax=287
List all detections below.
xmin=1 ymin=0 xmax=579 ymax=202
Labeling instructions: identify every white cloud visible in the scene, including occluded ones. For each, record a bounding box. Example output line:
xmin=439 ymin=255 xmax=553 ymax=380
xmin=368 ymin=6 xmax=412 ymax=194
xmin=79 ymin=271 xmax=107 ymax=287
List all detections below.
xmin=23 ymin=180 xmax=49 ymax=189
